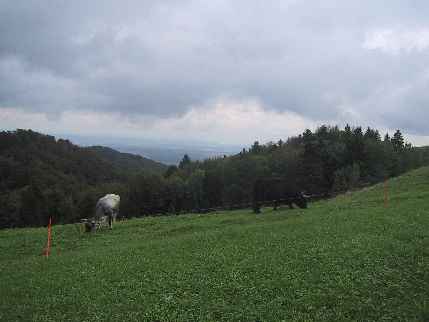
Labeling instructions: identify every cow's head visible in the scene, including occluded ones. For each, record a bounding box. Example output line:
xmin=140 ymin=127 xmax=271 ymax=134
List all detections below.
xmin=295 ymin=192 xmax=309 ymax=208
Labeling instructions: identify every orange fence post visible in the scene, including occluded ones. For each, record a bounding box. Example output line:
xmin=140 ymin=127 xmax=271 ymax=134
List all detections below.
xmin=45 ymin=217 xmax=52 ymax=258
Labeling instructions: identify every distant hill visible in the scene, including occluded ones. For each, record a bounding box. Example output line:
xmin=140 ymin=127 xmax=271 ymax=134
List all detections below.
xmin=64 ymin=134 xmax=241 ymax=165
xmin=85 ymin=146 xmax=166 ymax=175
xmin=0 ymin=129 xmax=165 ymax=192
xmin=0 ymin=129 xmax=166 ymax=228
xmin=0 ymin=129 xmax=119 ymax=189
xmin=112 ymin=144 xmax=241 ymax=165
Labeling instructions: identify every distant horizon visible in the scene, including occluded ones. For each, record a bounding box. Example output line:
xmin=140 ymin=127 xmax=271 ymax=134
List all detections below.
xmin=2 ymin=125 xmax=429 ymax=165
xmin=2 ymin=124 xmax=429 ymax=149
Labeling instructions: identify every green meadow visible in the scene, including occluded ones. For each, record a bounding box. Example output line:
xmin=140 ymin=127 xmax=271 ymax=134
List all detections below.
xmin=1 ymin=167 xmax=429 ymax=321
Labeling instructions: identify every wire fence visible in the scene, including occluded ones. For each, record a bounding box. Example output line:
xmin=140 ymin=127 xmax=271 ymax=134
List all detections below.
xmin=43 ymin=180 xmax=387 ymax=256
xmin=120 ymin=182 xmax=376 ymax=217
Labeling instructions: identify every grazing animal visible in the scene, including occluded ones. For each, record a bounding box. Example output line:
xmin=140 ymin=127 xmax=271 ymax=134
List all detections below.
xmin=95 ymin=194 xmax=120 ymax=229
xmin=253 ymin=178 xmax=308 ymax=213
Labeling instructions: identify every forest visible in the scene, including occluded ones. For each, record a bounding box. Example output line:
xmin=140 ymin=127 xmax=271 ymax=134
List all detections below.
xmin=1 ymin=126 xmax=429 ymax=228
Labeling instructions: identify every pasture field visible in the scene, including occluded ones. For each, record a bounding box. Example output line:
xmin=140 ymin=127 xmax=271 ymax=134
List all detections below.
xmin=1 ymin=168 xmax=429 ymax=321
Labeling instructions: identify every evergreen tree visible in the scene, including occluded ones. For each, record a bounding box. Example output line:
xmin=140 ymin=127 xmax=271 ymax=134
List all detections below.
xmin=384 ymin=133 xmax=391 ymax=142
xmin=250 ymin=141 xmax=262 ymax=154
xmin=391 ymin=130 xmax=405 ymax=152
xmin=179 ymin=154 xmax=191 ymax=169
xmin=188 ymin=169 xmax=206 ymax=211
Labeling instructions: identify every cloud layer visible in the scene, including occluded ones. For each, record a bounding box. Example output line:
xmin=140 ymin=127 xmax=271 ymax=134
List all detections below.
xmin=0 ymin=99 xmax=317 ymax=145
xmin=1 ymin=1 xmax=429 ymax=145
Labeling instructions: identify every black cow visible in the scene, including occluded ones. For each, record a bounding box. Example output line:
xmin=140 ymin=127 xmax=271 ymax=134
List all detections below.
xmin=252 ymin=178 xmax=308 ymax=213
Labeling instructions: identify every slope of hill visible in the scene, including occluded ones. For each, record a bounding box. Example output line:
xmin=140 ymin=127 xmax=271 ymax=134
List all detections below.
xmin=0 ymin=129 xmax=166 ymax=228
xmin=113 ymin=143 xmax=241 ymax=165
xmin=0 ymin=129 xmax=121 ymax=189
xmin=1 ymin=166 xmax=428 ymax=321
xmin=86 ymin=145 xmax=166 ymax=175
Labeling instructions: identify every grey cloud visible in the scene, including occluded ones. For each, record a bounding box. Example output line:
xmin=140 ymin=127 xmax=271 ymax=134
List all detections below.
xmin=1 ymin=0 xmax=429 ymax=136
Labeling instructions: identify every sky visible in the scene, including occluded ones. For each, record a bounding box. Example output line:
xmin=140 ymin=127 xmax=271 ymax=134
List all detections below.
xmin=1 ymin=0 xmax=429 ymax=147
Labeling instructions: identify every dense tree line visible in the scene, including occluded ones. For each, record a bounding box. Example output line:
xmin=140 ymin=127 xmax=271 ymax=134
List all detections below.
xmin=132 ymin=125 xmax=427 ymax=217
xmin=1 ymin=126 xmax=429 ymax=228
xmin=0 ymin=129 xmax=164 ymax=228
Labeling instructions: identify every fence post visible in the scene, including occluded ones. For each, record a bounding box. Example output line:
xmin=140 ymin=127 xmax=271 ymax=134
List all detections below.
xmin=44 ymin=217 xmax=52 ymax=258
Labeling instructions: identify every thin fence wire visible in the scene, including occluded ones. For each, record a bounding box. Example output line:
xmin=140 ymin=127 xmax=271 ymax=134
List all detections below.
xmin=46 ymin=180 xmax=388 ymax=254
xmin=115 ymin=182 xmax=376 ymax=219
xmin=72 ymin=181 xmax=385 ymax=228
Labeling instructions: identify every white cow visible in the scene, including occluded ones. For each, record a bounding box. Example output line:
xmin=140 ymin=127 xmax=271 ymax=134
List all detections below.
xmin=95 ymin=194 xmax=120 ymax=229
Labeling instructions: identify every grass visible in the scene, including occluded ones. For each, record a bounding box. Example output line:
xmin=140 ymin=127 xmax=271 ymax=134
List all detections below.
xmin=1 ymin=167 xmax=429 ymax=321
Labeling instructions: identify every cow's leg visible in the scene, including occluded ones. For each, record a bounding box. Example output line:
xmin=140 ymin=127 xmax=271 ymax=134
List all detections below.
xmin=288 ymin=202 xmax=294 ymax=209
xmin=273 ymin=200 xmax=278 ymax=211
xmin=108 ymin=215 xmax=113 ymax=229
xmin=91 ymin=220 xmax=96 ymax=233
xmin=253 ymin=202 xmax=261 ymax=214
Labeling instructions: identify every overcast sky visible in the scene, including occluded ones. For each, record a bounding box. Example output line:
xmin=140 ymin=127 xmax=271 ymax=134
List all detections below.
xmin=1 ymin=1 xmax=429 ymax=146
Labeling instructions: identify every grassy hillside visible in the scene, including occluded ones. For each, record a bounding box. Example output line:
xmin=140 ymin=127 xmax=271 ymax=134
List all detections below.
xmin=1 ymin=167 xmax=429 ymax=321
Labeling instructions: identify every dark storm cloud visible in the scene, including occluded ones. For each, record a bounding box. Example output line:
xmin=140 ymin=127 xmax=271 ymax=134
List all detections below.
xmin=1 ymin=0 xmax=429 ymax=134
